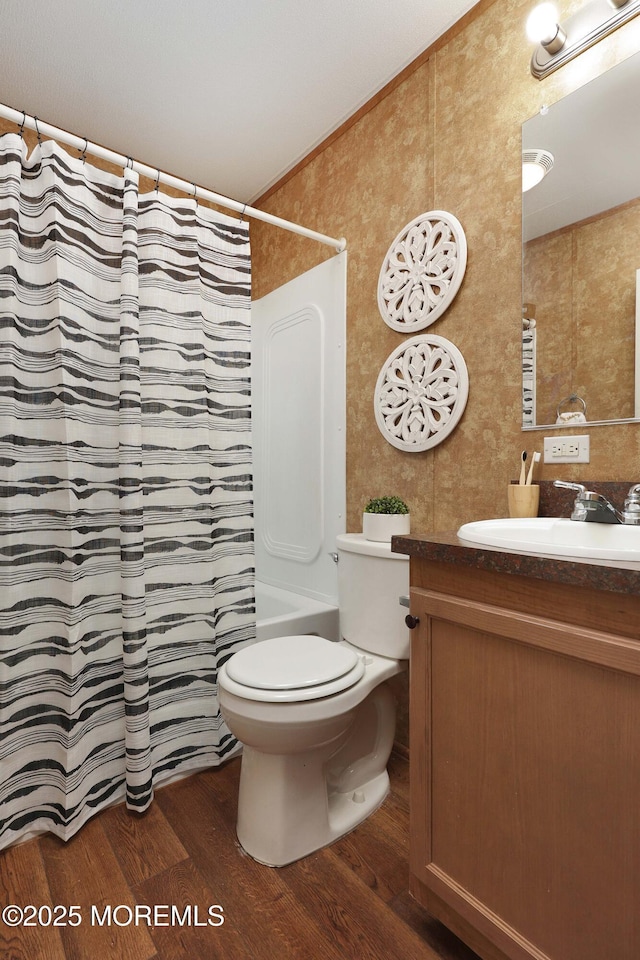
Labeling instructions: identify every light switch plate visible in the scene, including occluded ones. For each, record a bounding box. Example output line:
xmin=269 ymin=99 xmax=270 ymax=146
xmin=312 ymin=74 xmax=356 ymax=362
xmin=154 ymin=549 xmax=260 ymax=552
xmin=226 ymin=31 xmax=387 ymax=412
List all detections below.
xmin=543 ymin=434 xmax=590 ymax=463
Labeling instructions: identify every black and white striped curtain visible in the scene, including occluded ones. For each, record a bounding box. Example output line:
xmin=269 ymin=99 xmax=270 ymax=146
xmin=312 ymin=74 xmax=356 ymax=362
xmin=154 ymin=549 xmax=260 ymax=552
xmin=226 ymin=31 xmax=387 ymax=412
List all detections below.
xmin=0 ymin=134 xmax=255 ymax=850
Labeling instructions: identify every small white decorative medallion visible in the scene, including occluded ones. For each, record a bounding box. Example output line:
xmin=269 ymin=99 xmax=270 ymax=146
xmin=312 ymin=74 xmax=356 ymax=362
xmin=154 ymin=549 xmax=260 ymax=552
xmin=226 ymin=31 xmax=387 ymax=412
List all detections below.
xmin=374 ymin=335 xmax=469 ymax=452
xmin=377 ymin=211 xmax=467 ymax=332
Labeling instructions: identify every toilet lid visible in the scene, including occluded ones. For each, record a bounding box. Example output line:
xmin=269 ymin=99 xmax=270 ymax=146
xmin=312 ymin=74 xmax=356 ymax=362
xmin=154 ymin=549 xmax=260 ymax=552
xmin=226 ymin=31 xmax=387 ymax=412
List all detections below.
xmin=226 ymin=635 xmax=360 ymax=691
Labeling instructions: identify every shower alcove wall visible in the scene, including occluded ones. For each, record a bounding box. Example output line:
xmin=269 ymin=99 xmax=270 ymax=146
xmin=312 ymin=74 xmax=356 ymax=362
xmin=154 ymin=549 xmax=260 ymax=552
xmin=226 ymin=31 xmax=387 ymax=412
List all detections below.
xmin=251 ymin=252 xmax=347 ymax=641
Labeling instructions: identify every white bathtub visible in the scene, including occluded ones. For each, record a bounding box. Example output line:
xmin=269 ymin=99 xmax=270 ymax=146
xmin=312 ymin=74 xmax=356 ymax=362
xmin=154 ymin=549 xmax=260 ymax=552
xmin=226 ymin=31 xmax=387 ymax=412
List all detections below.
xmin=255 ymin=580 xmax=340 ymax=642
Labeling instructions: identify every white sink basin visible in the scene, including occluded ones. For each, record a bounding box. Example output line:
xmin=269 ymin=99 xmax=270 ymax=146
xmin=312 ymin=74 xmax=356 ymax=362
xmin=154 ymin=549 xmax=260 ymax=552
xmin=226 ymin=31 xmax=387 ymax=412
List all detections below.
xmin=457 ymin=517 xmax=640 ymax=562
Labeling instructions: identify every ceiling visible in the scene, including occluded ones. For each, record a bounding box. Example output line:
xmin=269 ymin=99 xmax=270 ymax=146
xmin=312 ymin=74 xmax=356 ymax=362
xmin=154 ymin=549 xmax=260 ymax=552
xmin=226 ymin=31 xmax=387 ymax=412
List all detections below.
xmin=0 ymin=0 xmax=481 ymax=203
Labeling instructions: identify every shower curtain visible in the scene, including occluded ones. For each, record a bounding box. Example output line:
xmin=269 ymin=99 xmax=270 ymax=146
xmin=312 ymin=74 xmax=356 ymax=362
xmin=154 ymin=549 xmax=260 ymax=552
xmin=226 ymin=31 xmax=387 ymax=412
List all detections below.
xmin=0 ymin=134 xmax=255 ymax=850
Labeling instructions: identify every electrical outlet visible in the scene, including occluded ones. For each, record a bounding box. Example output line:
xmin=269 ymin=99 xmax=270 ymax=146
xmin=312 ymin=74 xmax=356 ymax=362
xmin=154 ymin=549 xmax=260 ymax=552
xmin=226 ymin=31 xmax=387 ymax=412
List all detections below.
xmin=543 ymin=434 xmax=590 ymax=464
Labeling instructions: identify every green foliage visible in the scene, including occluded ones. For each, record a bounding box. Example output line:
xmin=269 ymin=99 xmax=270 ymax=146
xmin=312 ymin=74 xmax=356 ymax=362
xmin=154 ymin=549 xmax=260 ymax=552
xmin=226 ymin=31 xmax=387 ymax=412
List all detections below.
xmin=363 ymin=495 xmax=409 ymax=515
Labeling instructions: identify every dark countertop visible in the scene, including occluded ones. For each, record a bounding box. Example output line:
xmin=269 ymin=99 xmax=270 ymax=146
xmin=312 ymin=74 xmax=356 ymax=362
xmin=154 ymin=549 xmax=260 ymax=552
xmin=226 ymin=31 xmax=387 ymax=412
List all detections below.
xmin=392 ymin=481 xmax=640 ymax=597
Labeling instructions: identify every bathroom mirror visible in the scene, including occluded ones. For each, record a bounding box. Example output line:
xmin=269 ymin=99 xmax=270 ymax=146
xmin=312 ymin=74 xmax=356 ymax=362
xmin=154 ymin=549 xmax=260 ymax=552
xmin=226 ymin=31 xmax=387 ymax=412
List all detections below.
xmin=522 ymin=51 xmax=640 ymax=429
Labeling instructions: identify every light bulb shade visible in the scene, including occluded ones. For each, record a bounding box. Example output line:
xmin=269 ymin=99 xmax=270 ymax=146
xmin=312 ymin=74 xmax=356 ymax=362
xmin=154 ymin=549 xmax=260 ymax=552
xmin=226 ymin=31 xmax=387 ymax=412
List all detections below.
xmin=522 ymin=149 xmax=554 ymax=192
xmin=526 ymin=3 xmax=560 ymax=43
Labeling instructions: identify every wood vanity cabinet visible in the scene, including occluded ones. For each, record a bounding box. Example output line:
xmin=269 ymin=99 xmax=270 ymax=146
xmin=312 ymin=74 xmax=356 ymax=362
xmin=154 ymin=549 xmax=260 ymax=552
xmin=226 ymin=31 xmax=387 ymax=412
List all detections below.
xmin=408 ymin=556 xmax=640 ymax=960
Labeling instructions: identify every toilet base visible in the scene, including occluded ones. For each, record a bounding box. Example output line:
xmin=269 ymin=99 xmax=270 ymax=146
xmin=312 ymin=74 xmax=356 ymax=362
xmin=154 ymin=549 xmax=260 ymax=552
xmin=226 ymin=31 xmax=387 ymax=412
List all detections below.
xmin=237 ymin=753 xmax=390 ymax=867
xmin=235 ymin=682 xmax=396 ymax=867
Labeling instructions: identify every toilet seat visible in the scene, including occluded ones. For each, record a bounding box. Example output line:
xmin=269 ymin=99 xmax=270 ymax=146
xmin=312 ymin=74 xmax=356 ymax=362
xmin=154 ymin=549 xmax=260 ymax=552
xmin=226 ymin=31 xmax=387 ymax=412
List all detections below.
xmin=221 ymin=635 xmax=366 ymax=703
xmin=227 ymin=635 xmax=358 ymax=690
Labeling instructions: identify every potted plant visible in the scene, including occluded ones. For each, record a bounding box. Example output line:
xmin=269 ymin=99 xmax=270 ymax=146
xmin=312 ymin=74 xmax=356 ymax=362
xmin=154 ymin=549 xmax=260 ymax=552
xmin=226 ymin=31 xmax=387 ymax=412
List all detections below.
xmin=362 ymin=495 xmax=410 ymax=542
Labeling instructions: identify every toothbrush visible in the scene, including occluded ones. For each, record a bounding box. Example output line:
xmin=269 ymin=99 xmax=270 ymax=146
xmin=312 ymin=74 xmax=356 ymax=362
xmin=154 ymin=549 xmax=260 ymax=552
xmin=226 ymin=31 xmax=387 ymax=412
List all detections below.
xmin=526 ymin=451 xmax=540 ymax=485
xmin=519 ymin=450 xmax=528 ymax=485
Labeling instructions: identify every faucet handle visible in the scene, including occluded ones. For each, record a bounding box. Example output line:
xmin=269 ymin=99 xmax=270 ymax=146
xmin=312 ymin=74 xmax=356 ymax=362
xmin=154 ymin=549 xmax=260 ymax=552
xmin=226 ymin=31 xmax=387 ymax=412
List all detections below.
xmin=553 ymin=480 xmax=604 ymax=503
xmin=625 ymin=483 xmax=640 ymax=502
xmin=553 ymin=480 xmax=587 ymax=495
xmin=553 ymin=480 xmax=588 ymax=520
xmin=622 ymin=484 xmax=640 ymax=524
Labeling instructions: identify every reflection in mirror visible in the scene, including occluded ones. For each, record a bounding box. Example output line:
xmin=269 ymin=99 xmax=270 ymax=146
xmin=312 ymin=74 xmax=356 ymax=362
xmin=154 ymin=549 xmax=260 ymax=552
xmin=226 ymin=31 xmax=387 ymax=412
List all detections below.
xmin=522 ymin=52 xmax=640 ymax=428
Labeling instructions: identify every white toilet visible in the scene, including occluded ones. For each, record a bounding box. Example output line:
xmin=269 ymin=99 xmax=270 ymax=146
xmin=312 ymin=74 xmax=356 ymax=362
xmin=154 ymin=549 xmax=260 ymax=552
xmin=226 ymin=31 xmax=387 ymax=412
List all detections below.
xmin=218 ymin=533 xmax=409 ymax=867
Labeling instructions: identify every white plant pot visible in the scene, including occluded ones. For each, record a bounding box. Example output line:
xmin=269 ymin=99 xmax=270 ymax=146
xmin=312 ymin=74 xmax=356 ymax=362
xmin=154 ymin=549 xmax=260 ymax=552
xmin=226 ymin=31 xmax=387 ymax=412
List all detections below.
xmin=362 ymin=512 xmax=410 ymax=543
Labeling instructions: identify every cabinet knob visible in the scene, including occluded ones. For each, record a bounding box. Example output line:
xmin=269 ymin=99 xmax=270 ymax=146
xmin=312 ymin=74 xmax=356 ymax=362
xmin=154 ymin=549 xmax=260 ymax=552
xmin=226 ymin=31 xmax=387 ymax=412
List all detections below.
xmin=405 ymin=614 xmax=420 ymax=629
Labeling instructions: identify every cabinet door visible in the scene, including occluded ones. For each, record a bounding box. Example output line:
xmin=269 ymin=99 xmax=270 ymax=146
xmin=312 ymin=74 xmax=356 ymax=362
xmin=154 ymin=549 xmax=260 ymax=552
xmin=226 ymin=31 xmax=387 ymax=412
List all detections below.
xmin=409 ymin=587 xmax=640 ymax=960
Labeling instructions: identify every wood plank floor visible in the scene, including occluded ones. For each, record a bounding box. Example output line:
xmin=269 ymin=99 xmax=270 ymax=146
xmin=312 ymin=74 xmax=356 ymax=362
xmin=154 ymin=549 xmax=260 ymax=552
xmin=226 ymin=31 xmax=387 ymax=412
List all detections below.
xmin=0 ymin=752 xmax=480 ymax=960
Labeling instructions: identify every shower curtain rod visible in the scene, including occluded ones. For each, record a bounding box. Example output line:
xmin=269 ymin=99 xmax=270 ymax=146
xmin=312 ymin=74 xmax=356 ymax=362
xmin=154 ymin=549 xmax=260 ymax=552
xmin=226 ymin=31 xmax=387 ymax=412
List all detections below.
xmin=0 ymin=103 xmax=346 ymax=253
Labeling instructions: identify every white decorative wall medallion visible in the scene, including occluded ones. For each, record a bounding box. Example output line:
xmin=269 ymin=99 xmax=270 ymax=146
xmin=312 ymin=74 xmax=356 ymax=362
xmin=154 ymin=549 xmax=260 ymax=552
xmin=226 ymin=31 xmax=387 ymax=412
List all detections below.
xmin=377 ymin=211 xmax=467 ymax=332
xmin=374 ymin=335 xmax=469 ymax=452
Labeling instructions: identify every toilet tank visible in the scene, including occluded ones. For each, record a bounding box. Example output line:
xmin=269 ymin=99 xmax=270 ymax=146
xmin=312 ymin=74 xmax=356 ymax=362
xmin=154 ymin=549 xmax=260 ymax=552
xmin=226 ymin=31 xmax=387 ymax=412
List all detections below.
xmin=336 ymin=533 xmax=409 ymax=660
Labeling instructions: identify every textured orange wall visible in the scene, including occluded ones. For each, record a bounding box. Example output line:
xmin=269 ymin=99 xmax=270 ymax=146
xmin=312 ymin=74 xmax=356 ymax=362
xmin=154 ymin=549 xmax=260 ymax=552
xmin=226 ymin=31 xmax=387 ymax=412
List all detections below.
xmin=251 ymin=0 xmax=640 ymax=537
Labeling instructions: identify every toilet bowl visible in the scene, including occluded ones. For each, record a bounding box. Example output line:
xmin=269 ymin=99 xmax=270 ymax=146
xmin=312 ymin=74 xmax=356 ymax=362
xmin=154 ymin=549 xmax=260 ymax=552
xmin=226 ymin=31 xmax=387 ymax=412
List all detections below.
xmin=218 ymin=533 xmax=409 ymax=867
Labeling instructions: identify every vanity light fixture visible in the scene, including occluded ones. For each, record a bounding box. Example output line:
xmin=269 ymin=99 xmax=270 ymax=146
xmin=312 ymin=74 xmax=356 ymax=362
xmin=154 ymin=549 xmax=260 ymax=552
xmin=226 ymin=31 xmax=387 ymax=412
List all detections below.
xmin=527 ymin=0 xmax=640 ymax=79
xmin=522 ymin=149 xmax=554 ymax=192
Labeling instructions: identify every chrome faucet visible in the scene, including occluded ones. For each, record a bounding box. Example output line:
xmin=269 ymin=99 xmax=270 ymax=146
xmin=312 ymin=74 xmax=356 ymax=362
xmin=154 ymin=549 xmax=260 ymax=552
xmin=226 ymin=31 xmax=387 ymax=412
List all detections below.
xmin=553 ymin=480 xmax=621 ymax=523
xmin=554 ymin=480 xmax=640 ymax=524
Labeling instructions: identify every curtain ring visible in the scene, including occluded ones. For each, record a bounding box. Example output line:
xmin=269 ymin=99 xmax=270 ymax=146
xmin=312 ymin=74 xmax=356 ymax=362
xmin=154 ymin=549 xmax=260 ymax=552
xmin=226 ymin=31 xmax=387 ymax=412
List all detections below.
xmin=19 ymin=111 xmax=26 ymax=138
xmin=126 ymin=157 xmax=133 ymax=170
xmin=79 ymin=138 xmax=88 ymax=163
xmin=192 ymin=182 xmax=197 ymax=200
xmin=154 ymin=168 xmax=160 ymax=193
xmin=239 ymin=202 xmax=247 ymax=223
xmin=34 ymin=117 xmax=42 ymax=144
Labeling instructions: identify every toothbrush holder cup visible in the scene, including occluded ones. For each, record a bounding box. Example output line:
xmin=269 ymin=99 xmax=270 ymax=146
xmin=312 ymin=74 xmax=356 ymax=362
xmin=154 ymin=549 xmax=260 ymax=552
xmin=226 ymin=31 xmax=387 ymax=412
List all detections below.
xmin=508 ymin=484 xmax=540 ymax=519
